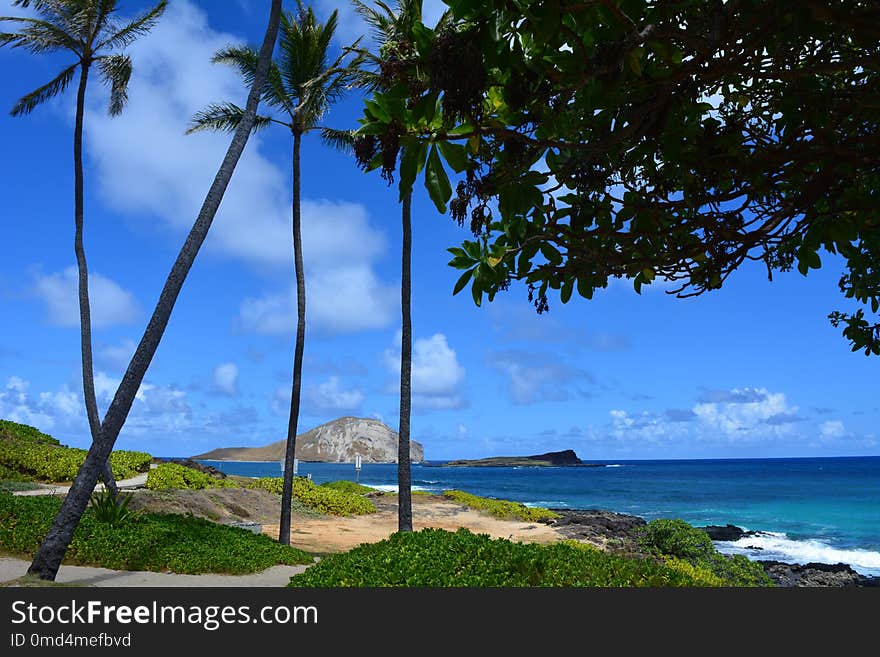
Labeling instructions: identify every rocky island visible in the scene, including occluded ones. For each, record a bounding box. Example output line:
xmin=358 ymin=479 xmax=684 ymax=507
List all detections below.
xmin=191 ymin=417 xmax=424 ymax=464
xmin=439 ymin=449 xmax=601 ymax=467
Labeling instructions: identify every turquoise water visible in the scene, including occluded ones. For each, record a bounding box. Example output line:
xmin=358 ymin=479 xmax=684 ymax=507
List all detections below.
xmin=195 ymin=456 xmax=880 ymax=576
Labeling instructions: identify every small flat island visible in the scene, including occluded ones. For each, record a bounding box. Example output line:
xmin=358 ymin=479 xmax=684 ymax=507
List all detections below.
xmin=439 ymin=449 xmax=602 ymax=468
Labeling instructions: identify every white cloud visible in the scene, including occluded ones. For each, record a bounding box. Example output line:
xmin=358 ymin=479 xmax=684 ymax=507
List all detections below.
xmin=34 ymin=267 xmax=140 ymax=328
xmin=819 ymin=420 xmax=845 ymax=440
xmin=80 ymin=1 xmax=396 ymax=335
xmin=96 ymin=338 xmax=136 ymax=372
xmin=384 ymin=331 xmax=466 ymax=410
xmin=212 ymin=362 xmax=239 ymax=397
xmin=304 ymin=376 xmax=365 ymax=414
xmin=609 ymin=387 xmax=811 ymax=448
xmin=488 ymin=350 xmax=592 ymax=405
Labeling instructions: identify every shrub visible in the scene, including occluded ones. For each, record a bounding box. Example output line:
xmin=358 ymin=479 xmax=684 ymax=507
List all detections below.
xmin=241 ymin=477 xmax=376 ymax=516
xmin=108 ymin=451 xmax=153 ymax=479
xmin=0 ymin=419 xmax=151 ymax=482
xmin=640 ymin=519 xmax=715 ymax=561
xmin=442 ymin=490 xmax=559 ymax=522
xmin=289 ymin=528 xmax=720 ymax=587
xmin=640 ymin=518 xmax=773 ymax=587
xmin=0 ymin=420 xmax=60 ymax=446
xmin=0 ymin=463 xmax=32 ymax=482
xmin=0 ymin=492 xmax=312 ymax=574
xmin=145 ymin=462 xmax=236 ymax=491
xmin=89 ymin=490 xmax=140 ymax=526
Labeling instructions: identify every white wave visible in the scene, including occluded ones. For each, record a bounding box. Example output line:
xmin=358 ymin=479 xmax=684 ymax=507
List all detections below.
xmin=365 ymin=484 xmax=431 ymax=493
xmin=525 ymin=501 xmax=569 ymax=508
xmin=605 ymin=464 xmax=624 ymax=468
xmin=715 ymin=532 xmax=880 ymax=577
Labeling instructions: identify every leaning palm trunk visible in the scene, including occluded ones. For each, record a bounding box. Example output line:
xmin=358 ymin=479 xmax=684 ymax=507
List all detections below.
xmin=27 ymin=0 xmax=284 ymax=581
xmin=279 ymin=130 xmax=306 ymax=546
xmin=398 ymin=191 xmax=413 ymax=532
xmin=72 ymin=61 xmax=118 ymax=498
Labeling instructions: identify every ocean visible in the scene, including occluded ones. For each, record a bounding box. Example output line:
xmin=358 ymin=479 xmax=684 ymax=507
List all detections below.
xmin=194 ymin=455 xmax=880 ymax=577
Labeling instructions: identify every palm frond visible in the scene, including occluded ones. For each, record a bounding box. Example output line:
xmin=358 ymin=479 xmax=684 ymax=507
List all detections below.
xmin=212 ymin=44 xmax=289 ymax=111
xmin=97 ymin=52 xmax=131 ymax=115
xmin=320 ymin=126 xmax=356 ymax=154
xmin=0 ymin=16 xmax=82 ymax=54
xmin=10 ymin=61 xmax=78 ymax=116
xmin=97 ymin=0 xmax=166 ymax=50
xmin=186 ymin=101 xmax=273 ymax=135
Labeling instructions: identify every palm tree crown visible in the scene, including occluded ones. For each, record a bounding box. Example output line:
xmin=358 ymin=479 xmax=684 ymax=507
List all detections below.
xmin=0 ymin=0 xmax=167 ymax=116
xmin=188 ymin=1 xmax=361 ymax=137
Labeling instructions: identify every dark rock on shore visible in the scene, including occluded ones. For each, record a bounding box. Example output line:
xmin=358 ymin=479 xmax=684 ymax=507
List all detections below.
xmin=701 ymin=524 xmax=760 ymax=541
xmin=159 ymin=458 xmax=227 ymax=479
xmin=759 ymin=560 xmax=878 ymax=587
xmin=545 ymin=509 xmax=647 ymax=553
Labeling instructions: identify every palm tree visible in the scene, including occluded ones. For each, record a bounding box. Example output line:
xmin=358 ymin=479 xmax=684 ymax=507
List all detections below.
xmin=187 ymin=3 xmax=362 ymax=547
xmin=352 ymin=0 xmax=448 ymax=532
xmin=1 ymin=0 xmax=168 ymax=496
xmin=25 ymin=0 xmax=284 ymax=581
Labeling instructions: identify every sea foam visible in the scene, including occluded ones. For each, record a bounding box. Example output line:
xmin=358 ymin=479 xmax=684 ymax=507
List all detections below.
xmin=715 ymin=532 xmax=880 ymax=577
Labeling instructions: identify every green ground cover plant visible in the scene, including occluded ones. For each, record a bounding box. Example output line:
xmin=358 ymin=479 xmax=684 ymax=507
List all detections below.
xmin=442 ymin=489 xmax=559 ymax=522
xmin=288 ymin=527 xmax=722 ymax=587
xmin=145 ymin=462 xmax=236 ymax=491
xmin=0 ymin=420 xmax=151 ymax=482
xmin=0 ymin=492 xmax=312 ymax=574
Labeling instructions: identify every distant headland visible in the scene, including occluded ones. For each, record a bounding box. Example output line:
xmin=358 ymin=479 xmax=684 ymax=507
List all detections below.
xmin=439 ymin=449 xmax=601 ymax=468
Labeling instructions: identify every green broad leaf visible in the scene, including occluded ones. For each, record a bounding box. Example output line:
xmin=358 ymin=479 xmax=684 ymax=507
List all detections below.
xmin=539 ymin=243 xmax=562 ymax=266
xmin=463 ymin=240 xmax=482 ymax=260
xmin=447 ymin=122 xmax=476 ymax=136
xmin=576 ymin=277 xmax=594 ymax=300
xmin=471 ymin=279 xmax=483 ymax=307
xmin=399 ymin=145 xmax=424 ymax=202
xmin=448 ymin=255 xmax=474 ymax=270
xmin=642 ymin=268 xmax=656 ymax=283
xmin=560 ymin=279 xmax=574 ymax=304
xmin=447 ymin=247 xmax=468 ymax=259
xmin=517 ymin=249 xmax=531 ymax=275
xmin=356 ymin=121 xmax=387 ymax=136
xmin=453 ymin=268 xmax=475 ymax=295
xmin=412 ymin=22 xmax=435 ymax=55
xmin=424 ymin=145 xmax=452 ymax=213
xmin=438 ymin=141 xmax=470 ymax=173
xmin=633 ymin=271 xmax=648 ymax=294
xmin=364 ymin=99 xmax=390 ymax=123
xmin=411 ymin=92 xmax=439 ymax=126
xmin=628 ymin=48 xmax=643 ymax=77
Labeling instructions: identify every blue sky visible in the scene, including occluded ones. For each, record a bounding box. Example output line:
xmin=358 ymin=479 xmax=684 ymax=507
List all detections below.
xmin=0 ymin=0 xmax=877 ymax=461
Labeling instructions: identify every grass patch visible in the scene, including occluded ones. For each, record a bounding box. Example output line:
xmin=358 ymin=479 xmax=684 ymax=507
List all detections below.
xmin=0 ymin=492 xmax=312 ymax=575
xmin=288 ymin=528 xmax=723 ymax=587
xmin=442 ymin=489 xmax=559 ymax=522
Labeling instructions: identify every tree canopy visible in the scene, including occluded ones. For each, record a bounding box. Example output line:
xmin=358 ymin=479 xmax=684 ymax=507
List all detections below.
xmin=352 ymin=0 xmax=880 ymax=355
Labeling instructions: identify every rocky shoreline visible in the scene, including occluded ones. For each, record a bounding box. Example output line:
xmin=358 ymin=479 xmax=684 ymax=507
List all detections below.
xmin=543 ymin=509 xmax=878 ymax=587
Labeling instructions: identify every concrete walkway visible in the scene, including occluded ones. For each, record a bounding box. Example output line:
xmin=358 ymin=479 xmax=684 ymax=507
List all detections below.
xmin=12 ymin=470 xmax=150 ymax=496
xmin=0 ymin=557 xmax=311 ymax=587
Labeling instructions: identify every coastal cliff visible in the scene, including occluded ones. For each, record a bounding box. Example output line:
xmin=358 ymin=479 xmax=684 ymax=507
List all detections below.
xmin=191 ymin=417 xmax=424 ymax=464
